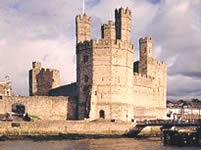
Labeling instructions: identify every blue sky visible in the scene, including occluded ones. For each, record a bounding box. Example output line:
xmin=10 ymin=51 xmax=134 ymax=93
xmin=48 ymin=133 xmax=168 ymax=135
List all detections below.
xmin=0 ymin=0 xmax=201 ymax=100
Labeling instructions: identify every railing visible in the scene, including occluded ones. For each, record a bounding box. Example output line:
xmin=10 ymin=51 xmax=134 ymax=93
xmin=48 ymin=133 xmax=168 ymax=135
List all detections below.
xmin=136 ymin=119 xmax=201 ymax=127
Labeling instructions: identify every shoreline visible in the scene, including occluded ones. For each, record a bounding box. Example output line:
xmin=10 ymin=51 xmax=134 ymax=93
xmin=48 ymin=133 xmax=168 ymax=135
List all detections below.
xmin=0 ymin=133 xmax=161 ymax=141
xmin=0 ymin=120 xmax=164 ymax=141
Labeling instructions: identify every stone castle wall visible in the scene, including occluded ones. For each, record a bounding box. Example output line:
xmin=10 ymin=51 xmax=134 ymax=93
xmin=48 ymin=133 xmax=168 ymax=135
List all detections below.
xmin=76 ymin=8 xmax=137 ymax=122
xmin=29 ymin=62 xmax=60 ymax=96
xmin=0 ymin=121 xmax=134 ymax=136
xmin=0 ymin=96 xmax=76 ymax=120
xmin=76 ymin=7 xmax=167 ymax=122
xmin=132 ymin=37 xmax=167 ymax=120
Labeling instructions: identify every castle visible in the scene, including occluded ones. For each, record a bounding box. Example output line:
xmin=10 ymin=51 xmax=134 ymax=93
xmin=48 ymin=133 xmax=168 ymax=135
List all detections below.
xmin=75 ymin=7 xmax=167 ymax=121
xmin=0 ymin=7 xmax=167 ymax=122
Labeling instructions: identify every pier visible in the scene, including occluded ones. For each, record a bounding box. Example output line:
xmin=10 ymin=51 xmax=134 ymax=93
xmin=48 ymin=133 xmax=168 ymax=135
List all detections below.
xmin=128 ymin=120 xmax=201 ymax=146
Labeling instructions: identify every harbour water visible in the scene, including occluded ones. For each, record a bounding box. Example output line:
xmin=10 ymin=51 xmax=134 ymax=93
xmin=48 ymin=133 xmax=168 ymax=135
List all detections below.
xmin=0 ymin=138 xmax=200 ymax=150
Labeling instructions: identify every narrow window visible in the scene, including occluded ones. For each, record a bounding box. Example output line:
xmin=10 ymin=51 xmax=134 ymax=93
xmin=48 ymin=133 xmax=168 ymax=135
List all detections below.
xmin=83 ymin=55 xmax=89 ymax=63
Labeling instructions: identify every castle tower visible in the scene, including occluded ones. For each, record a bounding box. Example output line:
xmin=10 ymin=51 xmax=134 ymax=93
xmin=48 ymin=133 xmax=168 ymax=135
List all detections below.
xmin=29 ymin=62 xmax=60 ymax=96
xmin=74 ymin=7 xmax=167 ymax=122
xmin=29 ymin=62 xmax=41 ymax=96
xmin=101 ymin=21 xmax=116 ymax=41
xmin=115 ymin=7 xmax=132 ymax=42
xmin=76 ymin=14 xmax=91 ymax=43
xmin=139 ymin=37 xmax=153 ymax=75
xmin=76 ymin=13 xmax=92 ymax=119
xmin=86 ymin=7 xmax=134 ymax=122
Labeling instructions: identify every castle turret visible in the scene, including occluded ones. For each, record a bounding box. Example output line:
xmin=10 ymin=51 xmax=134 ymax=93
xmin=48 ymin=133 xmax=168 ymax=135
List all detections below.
xmin=139 ymin=37 xmax=153 ymax=75
xmin=115 ymin=7 xmax=132 ymax=42
xmin=76 ymin=13 xmax=92 ymax=119
xmin=101 ymin=21 xmax=116 ymax=41
xmin=76 ymin=14 xmax=91 ymax=43
xmin=139 ymin=37 xmax=152 ymax=59
xmin=29 ymin=62 xmax=60 ymax=96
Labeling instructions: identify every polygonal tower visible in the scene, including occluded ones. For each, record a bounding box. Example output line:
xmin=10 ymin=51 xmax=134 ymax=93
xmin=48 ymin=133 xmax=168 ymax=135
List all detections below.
xmin=88 ymin=7 xmax=134 ymax=122
xmin=115 ymin=7 xmax=132 ymax=42
xmin=76 ymin=14 xmax=92 ymax=119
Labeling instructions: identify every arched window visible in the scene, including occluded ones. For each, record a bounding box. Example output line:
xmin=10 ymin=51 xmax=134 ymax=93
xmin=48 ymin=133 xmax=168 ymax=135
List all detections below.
xmin=99 ymin=110 xmax=105 ymax=119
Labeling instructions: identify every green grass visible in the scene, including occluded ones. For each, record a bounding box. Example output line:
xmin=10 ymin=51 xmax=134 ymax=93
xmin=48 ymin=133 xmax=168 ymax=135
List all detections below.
xmin=29 ymin=115 xmax=41 ymax=121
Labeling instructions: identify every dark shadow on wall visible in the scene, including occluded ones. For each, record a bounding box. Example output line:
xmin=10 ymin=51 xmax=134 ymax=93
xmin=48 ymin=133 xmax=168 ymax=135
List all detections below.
xmin=48 ymin=83 xmax=78 ymax=120
xmin=12 ymin=103 xmax=25 ymax=115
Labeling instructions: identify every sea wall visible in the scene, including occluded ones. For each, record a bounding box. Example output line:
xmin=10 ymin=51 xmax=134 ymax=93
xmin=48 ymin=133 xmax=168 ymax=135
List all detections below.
xmin=0 ymin=121 xmax=134 ymax=136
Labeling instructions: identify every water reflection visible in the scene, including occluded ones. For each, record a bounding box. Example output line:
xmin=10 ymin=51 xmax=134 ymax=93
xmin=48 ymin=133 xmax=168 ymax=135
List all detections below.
xmin=0 ymin=138 xmax=200 ymax=150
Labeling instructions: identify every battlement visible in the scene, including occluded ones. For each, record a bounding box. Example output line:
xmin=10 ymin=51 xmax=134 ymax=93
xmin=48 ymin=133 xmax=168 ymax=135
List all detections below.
xmin=76 ymin=14 xmax=91 ymax=22
xmin=40 ymin=68 xmax=59 ymax=74
xmin=151 ymin=58 xmax=166 ymax=68
xmin=133 ymin=72 xmax=154 ymax=81
xmin=102 ymin=21 xmax=115 ymax=27
xmin=115 ymin=7 xmax=132 ymax=16
xmin=77 ymin=41 xmax=92 ymax=52
xmin=91 ymin=39 xmax=133 ymax=50
xmin=139 ymin=37 xmax=152 ymax=43
xmin=32 ymin=62 xmax=41 ymax=69
xmin=32 ymin=62 xmax=59 ymax=73
xmin=133 ymin=72 xmax=154 ymax=87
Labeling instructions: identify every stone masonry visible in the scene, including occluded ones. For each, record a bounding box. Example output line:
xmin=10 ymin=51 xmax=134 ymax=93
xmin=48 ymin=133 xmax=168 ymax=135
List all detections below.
xmin=76 ymin=7 xmax=167 ymax=121
xmin=0 ymin=96 xmax=76 ymax=120
xmin=0 ymin=82 xmax=12 ymax=97
xmin=29 ymin=62 xmax=60 ymax=96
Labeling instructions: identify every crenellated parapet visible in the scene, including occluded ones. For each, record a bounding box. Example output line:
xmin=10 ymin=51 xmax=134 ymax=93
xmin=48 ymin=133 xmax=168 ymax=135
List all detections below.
xmin=139 ymin=37 xmax=152 ymax=43
xmin=150 ymin=58 xmax=166 ymax=69
xmin=76 ymin=41 xmax=92 ymax=53
xmin=40 ymin=68 xmax=59 ymax=74
xmin=91 ymin=39 xmax=133 ymax=51
xmin=133 ymin=72 xmax=155 ymax=88
xmin=115 ymin=7 xmax=132 ymax=19
xmin=76 ymin=14 xmax=91 ymax=22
